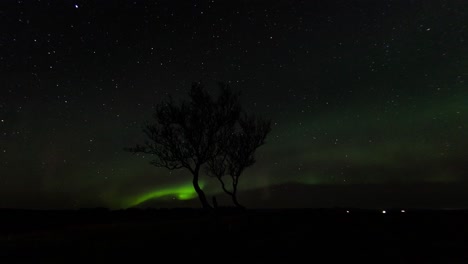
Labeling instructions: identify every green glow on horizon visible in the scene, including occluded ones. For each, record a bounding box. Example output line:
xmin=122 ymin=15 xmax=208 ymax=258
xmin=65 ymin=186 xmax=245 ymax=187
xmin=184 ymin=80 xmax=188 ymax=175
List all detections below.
xmin=123 ymin=181 xmax=205 ymax=208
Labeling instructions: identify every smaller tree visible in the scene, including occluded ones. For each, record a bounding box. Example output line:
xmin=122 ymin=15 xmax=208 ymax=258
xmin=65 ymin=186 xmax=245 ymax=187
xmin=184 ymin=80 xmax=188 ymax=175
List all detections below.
xmin=207 ymin=114 xmax=271 ymax=208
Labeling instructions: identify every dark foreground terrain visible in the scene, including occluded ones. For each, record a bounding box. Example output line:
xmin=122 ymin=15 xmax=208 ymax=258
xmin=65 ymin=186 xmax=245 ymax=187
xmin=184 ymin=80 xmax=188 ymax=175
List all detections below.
xmin=1 ymin=208 xmax=467 ymax=263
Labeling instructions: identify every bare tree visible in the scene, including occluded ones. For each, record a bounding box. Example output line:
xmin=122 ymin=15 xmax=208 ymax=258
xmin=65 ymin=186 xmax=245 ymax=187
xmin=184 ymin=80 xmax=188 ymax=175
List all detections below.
xmin=126 ymin=82 xmax=241 ymax=209
xmin=207 ymin=114 xmax=271 ymax=208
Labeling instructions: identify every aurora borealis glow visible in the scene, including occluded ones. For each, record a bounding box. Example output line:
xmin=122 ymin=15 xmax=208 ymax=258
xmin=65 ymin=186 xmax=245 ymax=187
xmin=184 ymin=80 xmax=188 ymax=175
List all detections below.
xmin=1 ymin=0 xmax=468 ymax=209
xmin=121 ymin=182 xmax=203 ymax=209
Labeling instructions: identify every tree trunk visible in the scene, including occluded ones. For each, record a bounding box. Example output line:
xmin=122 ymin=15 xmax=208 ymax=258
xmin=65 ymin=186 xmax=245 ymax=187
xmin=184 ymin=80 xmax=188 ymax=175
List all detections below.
xmin=216 ymin=175 xmax=244 ymax=208
xmin=193 ymin=170 xmax=212 ymax=209
xmin=231 ymin=192 xmax=245 ymax=208
xmin=231 ymin=178 xmax=244 ymax=209
xmin=231 ymin=193 xmax=244 ymax=209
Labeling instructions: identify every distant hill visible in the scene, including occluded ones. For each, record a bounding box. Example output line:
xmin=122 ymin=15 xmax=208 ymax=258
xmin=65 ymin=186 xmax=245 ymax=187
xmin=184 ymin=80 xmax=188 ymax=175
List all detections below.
xmin=137 ymin=182 xmax=468 ymax=210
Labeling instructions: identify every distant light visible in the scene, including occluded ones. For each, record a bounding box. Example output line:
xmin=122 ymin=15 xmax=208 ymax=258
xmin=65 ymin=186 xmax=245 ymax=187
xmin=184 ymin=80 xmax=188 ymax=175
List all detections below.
xmin=346 ymin=210 xmax=350 ymax=214
xmin=382 ymin=210 xmax=386 ymax=214
xmin=74 ymin=4 xmax=79 ymax=8
xmin=401 ymin=210 xmax=405 ymax=213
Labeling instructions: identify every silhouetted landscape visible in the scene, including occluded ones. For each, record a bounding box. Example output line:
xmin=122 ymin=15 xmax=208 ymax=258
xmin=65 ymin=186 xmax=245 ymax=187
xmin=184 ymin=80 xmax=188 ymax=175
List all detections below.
xmin=2 ymin=0 xmax=468 ymax=262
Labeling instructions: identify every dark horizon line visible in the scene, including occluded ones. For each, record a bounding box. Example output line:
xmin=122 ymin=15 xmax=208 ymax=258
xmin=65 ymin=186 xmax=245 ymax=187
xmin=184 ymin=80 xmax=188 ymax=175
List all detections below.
xmin=1 ymin=207 xmax=467 ymax=212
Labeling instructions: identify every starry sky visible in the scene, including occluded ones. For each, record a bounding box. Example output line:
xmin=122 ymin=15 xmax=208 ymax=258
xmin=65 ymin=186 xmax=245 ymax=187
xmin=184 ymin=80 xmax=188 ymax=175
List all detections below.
xmin=1 ymin=0 xmax=467 ymax=209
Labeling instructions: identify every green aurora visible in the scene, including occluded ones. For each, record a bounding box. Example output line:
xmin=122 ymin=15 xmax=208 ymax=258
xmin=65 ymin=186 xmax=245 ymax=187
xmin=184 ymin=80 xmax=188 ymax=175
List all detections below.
xmin=103 ymin=90 xmax=467 ymax=208
xmin=121 ymin=182 xmax=203 ymax=208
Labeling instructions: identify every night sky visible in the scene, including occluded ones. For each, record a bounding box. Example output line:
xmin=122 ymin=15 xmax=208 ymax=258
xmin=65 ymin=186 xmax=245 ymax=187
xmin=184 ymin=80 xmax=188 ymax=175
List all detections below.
xmin=1 ymin=0 xmax=467 ymax=209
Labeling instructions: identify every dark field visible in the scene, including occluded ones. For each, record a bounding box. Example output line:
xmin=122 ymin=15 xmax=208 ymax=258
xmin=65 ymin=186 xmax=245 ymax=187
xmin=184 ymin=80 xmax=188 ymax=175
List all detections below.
xmin=1 ymin=208 xmax=468 ymax=263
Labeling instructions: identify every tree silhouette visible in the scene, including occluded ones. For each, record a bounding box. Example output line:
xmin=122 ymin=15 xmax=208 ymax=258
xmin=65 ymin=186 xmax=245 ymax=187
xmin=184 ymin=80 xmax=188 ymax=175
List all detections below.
xmin=207 ymin=113 xmax=271 ymax=208
xmin=126 ymin=82 xmax=241 ymax=209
